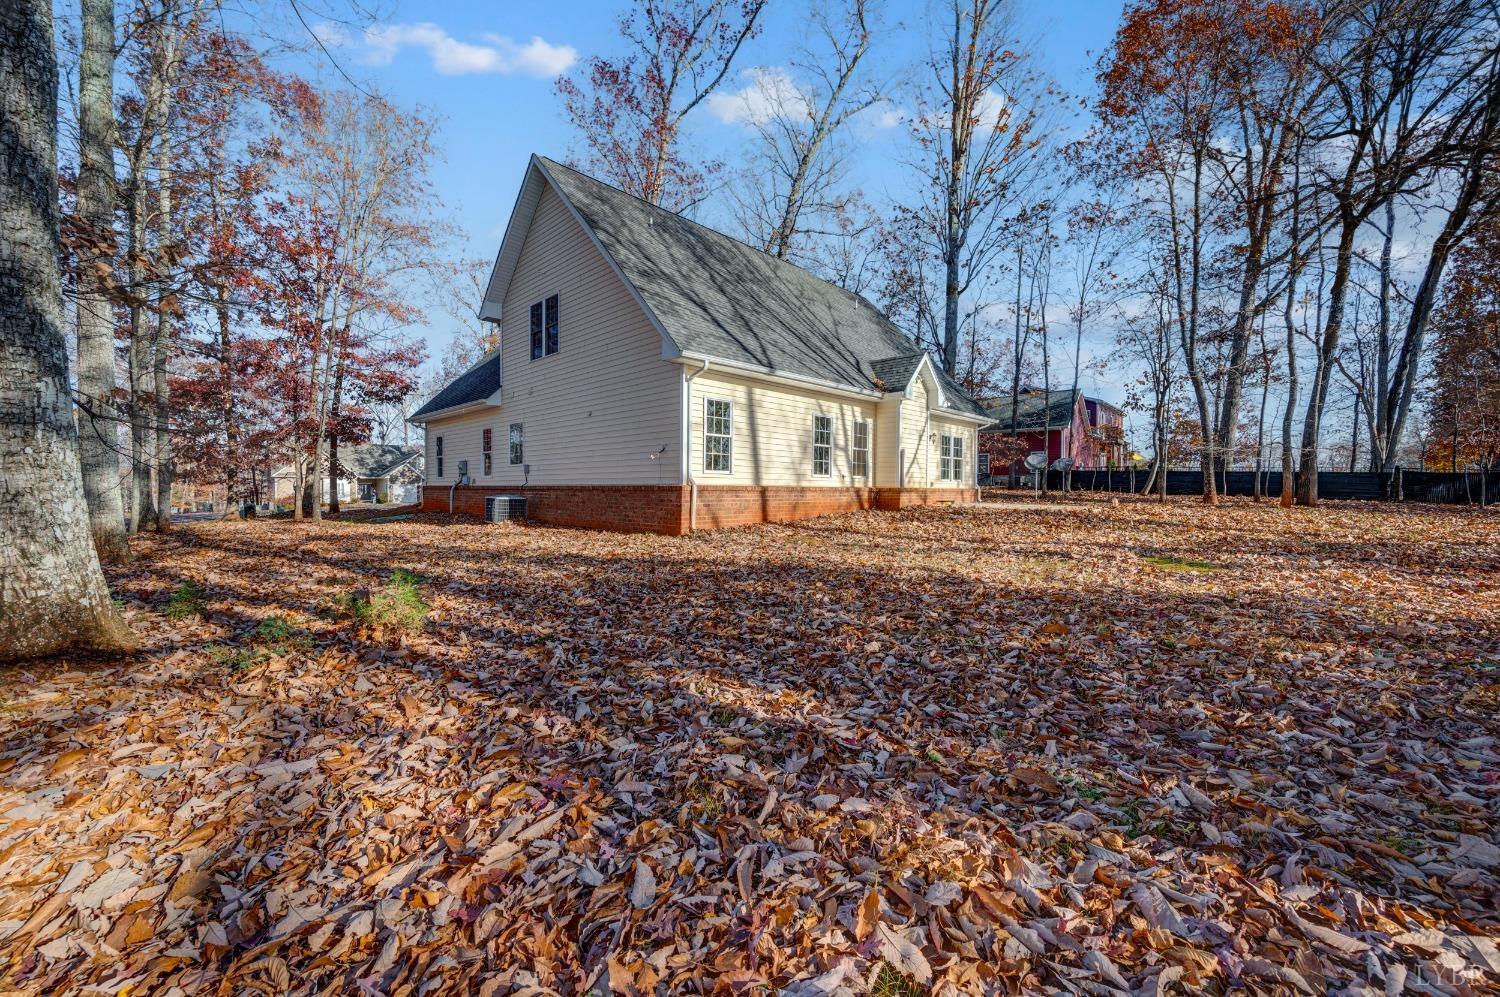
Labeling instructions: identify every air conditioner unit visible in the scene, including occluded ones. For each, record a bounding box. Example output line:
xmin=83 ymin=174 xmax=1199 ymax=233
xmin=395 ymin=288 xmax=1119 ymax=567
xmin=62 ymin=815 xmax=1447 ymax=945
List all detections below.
xmin=485 ymin=495 xmax=527 ymax=523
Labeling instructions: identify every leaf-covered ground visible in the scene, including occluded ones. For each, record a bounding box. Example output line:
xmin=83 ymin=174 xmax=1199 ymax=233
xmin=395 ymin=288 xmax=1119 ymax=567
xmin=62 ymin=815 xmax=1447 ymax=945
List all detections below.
xmin=1 ymin=497 xmax=1497 ymax=995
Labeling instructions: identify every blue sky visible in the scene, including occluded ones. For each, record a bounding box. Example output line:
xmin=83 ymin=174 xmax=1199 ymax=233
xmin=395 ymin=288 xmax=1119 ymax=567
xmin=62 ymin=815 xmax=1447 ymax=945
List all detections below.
xmin=296 ymin=0 xmax=1126 ymax=387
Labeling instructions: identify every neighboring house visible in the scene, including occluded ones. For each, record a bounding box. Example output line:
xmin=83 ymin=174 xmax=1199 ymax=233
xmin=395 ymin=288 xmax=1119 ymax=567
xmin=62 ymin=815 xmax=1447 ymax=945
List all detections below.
xmin=411 ymin=155 xmax=988 ymax=535
xmin=1084 ymin=397 xmax=1127 ymax=468
xmin=979 ymin=389 xmax=1126 ymax=478
xmin=271 ymin=443 xmax=424 ymax=506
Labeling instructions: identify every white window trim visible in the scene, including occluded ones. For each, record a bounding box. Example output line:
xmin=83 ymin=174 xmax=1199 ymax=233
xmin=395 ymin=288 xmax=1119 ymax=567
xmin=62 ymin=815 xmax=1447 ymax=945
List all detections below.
xmin=527 ymin=292 xmax=561 ymax=362
xmin=702 ymin=396 xmax=733 ymax=474
xmin=811 ymin=414 xmax=833 ymax=477
xmin=482 ymin=428 xmax=493 ymax=476
xmin=852 ymin=419 xmax=870 ymax=479
xmin=435 ymin=435 xmax=444 ymax=479
xmin=939 ymin=433 xmax=954 ymax=481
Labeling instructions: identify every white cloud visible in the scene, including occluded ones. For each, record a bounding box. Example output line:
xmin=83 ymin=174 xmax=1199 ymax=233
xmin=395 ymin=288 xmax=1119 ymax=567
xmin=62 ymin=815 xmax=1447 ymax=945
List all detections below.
xmin=311 ymin=21 xmax=352 ymax=49
xmin=870 ymin=106 xmax=904 ymax=130
xmin=707 ymin=67 xmax=812 ymax=126
xmin=480 ymin=34 xmax=579 ymax=77
xmin=975 ymin=89 xmax=1011 ymax=131
xmin=360 ymin=22 xmax=576 ymax=78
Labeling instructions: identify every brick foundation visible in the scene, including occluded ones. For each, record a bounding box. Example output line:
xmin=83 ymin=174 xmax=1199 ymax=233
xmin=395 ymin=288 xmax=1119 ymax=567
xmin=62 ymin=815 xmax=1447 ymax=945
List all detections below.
xmin=422 ymin=483 xmax=978 ymax=535
xmin=421 ymin=484 xmax=687 ymax=535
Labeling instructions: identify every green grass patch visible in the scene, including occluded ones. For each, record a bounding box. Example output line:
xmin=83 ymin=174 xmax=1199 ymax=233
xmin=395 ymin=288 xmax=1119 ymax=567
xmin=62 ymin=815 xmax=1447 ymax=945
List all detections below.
xmin=1141 ymin=554 xmax=1223 ymax=573
xmin=871 ymin=964 xmax=926 ymax=997
xmin=207 ymin=644 xmax=264 ymax=673
xmin=331 ymin=569 xmax=428 ymax=635
xmin=164 ymin=581 xmax=208 ymax=620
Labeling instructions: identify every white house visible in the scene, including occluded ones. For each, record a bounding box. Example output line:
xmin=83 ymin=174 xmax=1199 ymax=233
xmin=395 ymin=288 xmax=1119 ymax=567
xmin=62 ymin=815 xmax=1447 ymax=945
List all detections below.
xmin=411 ymin=155 xmax=988 ymax=534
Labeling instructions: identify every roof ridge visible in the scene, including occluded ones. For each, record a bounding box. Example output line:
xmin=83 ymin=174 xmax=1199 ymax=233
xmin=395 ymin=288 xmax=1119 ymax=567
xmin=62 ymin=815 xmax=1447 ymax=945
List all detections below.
xmin=536 ymin=155 xmax=893 ymax=328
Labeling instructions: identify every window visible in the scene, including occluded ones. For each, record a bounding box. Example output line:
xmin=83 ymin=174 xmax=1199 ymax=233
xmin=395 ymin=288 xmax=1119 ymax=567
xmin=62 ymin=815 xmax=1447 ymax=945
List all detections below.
xmin=978 ymin=452 xmax=991 ymax=478
xmin=812 ymin=414 xmax=832 ymax=476
xmin=509 ymin=423 xmax=523 ymax=465
xmin=703 ymin=398 xmax=732 ymax=473
xmin=435 ymin=436 xmax=444 ymax=478
xmin=852 ymin=419 xmax=870 ymax=478
xmin=940 ymin=433 xmax=965 ymax=481
xmin=530 ymin=294 xmax=559 ymax=360
xmin=482 ymin=428 xmax=493 ymax=476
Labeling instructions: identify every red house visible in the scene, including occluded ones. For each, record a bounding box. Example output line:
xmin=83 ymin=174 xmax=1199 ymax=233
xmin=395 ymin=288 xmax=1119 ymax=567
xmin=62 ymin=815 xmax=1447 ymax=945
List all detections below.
xmin=979 ymin=389 xmax=1126 ymax=479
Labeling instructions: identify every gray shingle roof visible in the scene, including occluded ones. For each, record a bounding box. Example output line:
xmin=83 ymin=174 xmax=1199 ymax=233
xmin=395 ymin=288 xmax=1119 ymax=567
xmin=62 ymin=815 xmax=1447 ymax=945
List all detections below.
xmin=411 ymin=351 xmax=500 ymax=420
xmin=982 ymin=389 xmax=1082 ymax=433
xmin=338 ymin=444 xmax=422 ymax=479
xmin=537 ymin=157 xmax=986 ymax=418
xmin=869 ymin=355 xmax=923 ymax=392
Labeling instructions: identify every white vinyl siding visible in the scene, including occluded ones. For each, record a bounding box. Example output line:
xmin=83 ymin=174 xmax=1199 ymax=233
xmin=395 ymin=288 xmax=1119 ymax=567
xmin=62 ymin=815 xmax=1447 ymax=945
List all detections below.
xmin=425 ymin=183 xmax=681 ymax=486
xmin=899 ymin=379 xmax=932 ymax=487
xmin=703 ymin=398 xmax=732 ymax=473
xmin=686 ymin=370 xmax=880 ymax=487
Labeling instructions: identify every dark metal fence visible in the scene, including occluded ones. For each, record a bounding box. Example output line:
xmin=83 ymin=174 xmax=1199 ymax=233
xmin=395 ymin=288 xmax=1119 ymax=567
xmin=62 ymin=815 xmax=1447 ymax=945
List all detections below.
xmin=991 ymin=467 xmax=1498 ymax=504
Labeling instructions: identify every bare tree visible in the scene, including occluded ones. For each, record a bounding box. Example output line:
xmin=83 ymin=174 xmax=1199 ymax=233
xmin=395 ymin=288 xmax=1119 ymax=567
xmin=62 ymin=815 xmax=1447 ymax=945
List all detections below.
xmin=730 ymin=0 xmax=885 ymax=264
xmin=1 ymin=0 xmax=133 ymax=659
xmin=905 ymin=0 xmax=1054 ymax=375
xmin=1377 ymin=53 xmax=1500 ymax=471
xmin=1295 ymin=0 xmax=1498 ymax=504
xmin=556 ymin=0 xmax=766 ymax=210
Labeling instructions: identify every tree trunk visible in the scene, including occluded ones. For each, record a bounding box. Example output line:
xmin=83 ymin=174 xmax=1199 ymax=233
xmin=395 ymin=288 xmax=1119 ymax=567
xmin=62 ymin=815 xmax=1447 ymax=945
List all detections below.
xmin=216 ymin=284 xmax=237 ymax=509
xmin=327 ymin=350 xmax=345 ymax=514
xmin=126 ymin=172 xmax=153 ymax=532
xmin=75 ymin=0 xmax=129 ymax=562
xmin=1380 ymin=91 xmax=1498 ymax=471
xmin=1214 ymin=224 xmax=1268 ymax=477
xmin=1297 ymin=218 xmax=1358 ymax=506
xmin=152 ymin=128 xmax=172 ymax=530
xmin=0 ymin=0 xmax=134 ymax=659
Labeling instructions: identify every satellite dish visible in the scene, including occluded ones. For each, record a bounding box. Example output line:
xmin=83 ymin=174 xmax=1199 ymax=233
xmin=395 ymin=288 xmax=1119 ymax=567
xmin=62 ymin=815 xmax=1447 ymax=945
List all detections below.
xmin=1051 ymin=457 xmax=1074 ymax=472
xmin=1024 ymin=452 xmax=1048 ymax=472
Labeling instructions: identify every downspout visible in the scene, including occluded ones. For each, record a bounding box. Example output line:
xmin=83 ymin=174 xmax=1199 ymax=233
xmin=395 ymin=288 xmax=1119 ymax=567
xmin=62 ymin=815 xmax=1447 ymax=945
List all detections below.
xmin=449 ymin=480 xmax=457 ymax=514
xmin=682 ymin=358 xmax=710 ymax=532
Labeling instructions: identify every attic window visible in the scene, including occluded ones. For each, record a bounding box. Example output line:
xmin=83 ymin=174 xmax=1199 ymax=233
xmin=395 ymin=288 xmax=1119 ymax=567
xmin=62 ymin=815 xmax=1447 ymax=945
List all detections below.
xmin=530 ymin=294 xmax=559 ymax=360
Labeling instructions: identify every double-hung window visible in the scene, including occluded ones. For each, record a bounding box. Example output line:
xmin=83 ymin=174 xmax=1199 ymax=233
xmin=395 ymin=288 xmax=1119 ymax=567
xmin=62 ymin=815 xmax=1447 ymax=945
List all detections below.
xmin=852 ymin=419 xmax=870 ymax=478
xmin=530 ymin=294 xmax=560 ymax=360
xmin=812 ymin=414 xmax=833 ymax=476
xmin=703 ymin=398 xmax=733 ymax=473
xmin=482 ymin=428 xmax=493 ymax=476
xmin=435 ymin=436 xmax=444 ymax=478
xmin=509 ymin=423 xmax=523 ymax=465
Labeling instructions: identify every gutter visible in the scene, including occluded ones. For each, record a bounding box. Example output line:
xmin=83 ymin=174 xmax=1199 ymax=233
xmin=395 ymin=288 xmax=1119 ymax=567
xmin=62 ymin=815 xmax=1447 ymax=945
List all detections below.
xmin=673 ymin=353 xmax=881 ymax=401
xmin=682 ymin=357 xmax=710 ymax=532
xmin=409 ymin=398 xmax=491 ymax=425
